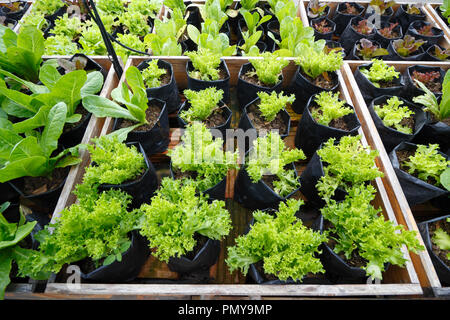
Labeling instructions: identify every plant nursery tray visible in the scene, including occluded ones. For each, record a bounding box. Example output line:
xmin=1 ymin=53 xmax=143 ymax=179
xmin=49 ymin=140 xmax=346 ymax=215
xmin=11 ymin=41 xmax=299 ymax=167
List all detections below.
xmin=3 ymin=56 xmax=426 ymax=299
xmin=343 ymin=60 xmax=450 ymax=297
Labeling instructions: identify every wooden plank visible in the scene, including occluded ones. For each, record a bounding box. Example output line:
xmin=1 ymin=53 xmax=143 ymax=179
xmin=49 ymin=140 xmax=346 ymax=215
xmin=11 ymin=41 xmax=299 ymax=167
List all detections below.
xmin=342 ymin=61 xmax=445 ymax=295
xmin=426 ymin=4 xmax=450 ymax=40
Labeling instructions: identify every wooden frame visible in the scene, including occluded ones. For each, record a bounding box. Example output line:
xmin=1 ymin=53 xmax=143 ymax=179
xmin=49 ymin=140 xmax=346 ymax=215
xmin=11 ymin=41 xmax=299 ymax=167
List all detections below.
xmin=342 ymin=60 xmax=450 ymax=297
xmin=2 ymin=56 xmax=424 ymax=299
xmin=426 ymin=3 xmax=450 ymax=40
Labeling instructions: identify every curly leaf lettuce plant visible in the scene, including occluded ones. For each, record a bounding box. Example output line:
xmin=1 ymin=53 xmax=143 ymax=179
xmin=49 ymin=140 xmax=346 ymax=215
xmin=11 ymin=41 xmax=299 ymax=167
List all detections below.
xmin=374 ymin=96 xmax=415 ymax=134
xmin=355 ymin=39 xmax=389 ymax=60
xmin=401 ymin=144 xmax=450 ymax=188
xmin=360 ymin=59 xmax=400 ymax=88
xmin=50 ymin=13 xmax=83 ymax=40
xmin=393 ymin=35 xmax=426 ymax=57
xmin=320 ymin=184 xmax=424 ymax=280
xmin=119 ymin=11 xmax=151 ymax=37
xmin=226 ymin=199 xmax=326 ymax=281
xmin=128 ymin=0 xmax=163 ymax=19
xmin=315 ymin=135 xmax=384 ymax=202
xmin=30 ymin=0 xmax=66 ymax=16
xmin=180 ymin=87 xmax=224 ymax=123
xmin=141 ymin=59 xmax=167 ymax=88
xmin=256 ymin=91 xmax=295 ymax=122
xmin=311 ymin=91 xmax=353 ymax=126
xmin=413 ymin=70 xmax=450 ymax=122
xmin=114 ymin=33 xmax=148 ymax=63
xmin=169 ymin=122 xmax=238 ymax=192
xmin=186 ymin=48 xmax=222 ymax=81
xmin=247 ymin=132 xmax=306 ymax=197
xmin=44 ymin=35 xmax=79 ymax=56
xmin=139 ymin=177 xmax=232 ymax=262
xmin=247 ymin=52 xmax=289 ymax=86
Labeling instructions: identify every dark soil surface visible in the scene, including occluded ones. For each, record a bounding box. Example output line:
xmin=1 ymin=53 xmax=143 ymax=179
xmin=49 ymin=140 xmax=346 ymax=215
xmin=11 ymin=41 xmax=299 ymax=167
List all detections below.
xmin=204 ymin=107 xmax=227 ymax=128
xmin=23 ymin=167 xmax=69 ymax=196
xmin=158 ymin=68 xmax=171 ymax=86
xmin=377 ymin=79 xmax=399 ymax=88
xmin=429 ymin=219 xmax=450 ymax=267
xmin=119 ymin=103 xmax=161 ymax=131
xmin=311 ymin=107 xmax=350 ymax=131
xmin=173 ymin=168 xmax=198 ymax=181
xmin=247 ymin=104 xmax=287 ymax=134
xmin=341 ymin=4 xmax=360 ymax=15
xmin=301 ymin=70 xmax=336 ymax=89
xmin=429 ymin=112 xmax=450 ymax=125
xmin=412 ymin=73 xmax=442 ymax=93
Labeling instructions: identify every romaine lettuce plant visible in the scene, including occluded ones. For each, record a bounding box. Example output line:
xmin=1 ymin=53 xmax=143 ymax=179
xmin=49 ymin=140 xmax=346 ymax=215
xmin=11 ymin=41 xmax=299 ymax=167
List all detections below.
xmin=247 ymin=52 xmax=289 ymax=86
xmin=401 ymin=144 xmax=450 ymax=188
xmin=413 ymin=70 xmax=450 ymax=122
xmin=164 ymin=0 xmax=186 ymax=12
xmin=246 ymin=132 xmax=306 ymax=197
xmin=169 ymin=122 xmax=238 ymax=192
xmin=180 ymin=87 xmax=224 ymax=123
xmin=20 ymin=12 xmax=49 ymax=31
xmin=187 ymin=21 xmax=236 ymax=56
xmin=256 ymin=91 xmax=294 ymax=122
xmin=374 ymin=96 xmax=415 ymax=134
xmin=114 ymin=33 xmax=148 ymax=63
xmin=226 ymin=199 xmax=326 ymax=281
xmin=141 ymin=59 xmax=167 ymax=88
xmin=270 ymin=17 xmax=316 ymax=57
xmin=200 ymin=0 xmax=229 ymax=30
xmin=360 ymin=59 xmax=400 ymax=88
xmin=186 ymin=48 xmax=222 ymax=81
xmin=144 ymin=33 xmax=182 ymax=56
xmin=310 ymin=91 xmax=353 ymax=126
xmin=242 ymin=10 xmax=271 ymax=36
xmin=139 ymin=177 xmax=232 ymax=262
xmin=239 ymin=30 xmax=263 ymax=56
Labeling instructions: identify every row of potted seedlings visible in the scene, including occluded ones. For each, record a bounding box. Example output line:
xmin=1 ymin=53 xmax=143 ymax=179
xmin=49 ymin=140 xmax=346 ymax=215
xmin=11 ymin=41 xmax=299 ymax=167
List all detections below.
xmin=351 ymin=58 xmax=450 ymax=287
xmin=306 ymin=0 xmax=449 ymax=62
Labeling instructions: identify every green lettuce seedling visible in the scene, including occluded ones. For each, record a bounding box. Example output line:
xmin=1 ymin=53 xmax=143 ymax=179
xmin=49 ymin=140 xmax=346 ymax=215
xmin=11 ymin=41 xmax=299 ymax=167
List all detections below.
xmin=119 ymin=11 xmax=151 ymax=37
xmin=247 ymin=52 xmax=289 ymax=85
xmin=320 ymin=184 xmax=424 ymax=280
xmin=360 ymin=59 xmax=400 ymax=88
xmin=164 ymin=0 xmax=186 ymax=12
xmin=186 ymin=20 xmax=236 ymax=56
xmin=295 ymin=42 xmax=343 ymax=80
xmin=242 ymin=11 xmax=272 ymax=36
xmin=141 ymin=59 xmax=167 ymax=88
xmin=180 ymin=87 xmax=224 ymax=123
xmin=139 ymin=177 xmax=232 ymax=262
xmin=20 ymin=12 xmax=50 ymax=31
xmin=50 ymin=13 xmax=83 ymax=40
xmin=374 ymin=96 xmax=415 ymax=134
xmin=413 ymin=70 xmax=450 ymax=122
xmin=247 ymin=132 xmax=306 ymax=196
xmin=31 ymin=0 xmax=66 ymax=16
xmin=432 ymin=218 xmax=450 ymax=260
xmin=114 ymin=33 xmax=149 ymax=62
xmin=96 ymin=0 xmax=125 ymax=15
xmin=311 ymin=91 xmax=353 ymax=126
xmin=402 ymin=144 xmax=450 ymax=188
xmin=186 ymin=48 xmax=222 ymax=81
xmin=226 ymin=199 xmax=326 ymax=281
xmin=128 ymin=0 xmax=162 ymax=19
xmin=257 ymin=91 xmax=295 ymax=122
xmin=169 ymin=122 xmax=238 ymax=192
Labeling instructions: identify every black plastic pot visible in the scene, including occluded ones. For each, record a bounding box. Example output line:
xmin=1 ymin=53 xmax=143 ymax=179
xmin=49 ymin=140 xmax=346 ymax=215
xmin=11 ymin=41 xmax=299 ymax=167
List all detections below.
xmin=265 ymin=20 xmax=280 ymax=52
xmin=290 ymin=67 xmax=339 ymax=114
xmin=177 ymin=99 xmax=232 ymax=139
xmin=310 ymin=16 xmax=336 ymax=40
xmin=1 ymin=1 xmax=30 ymax=20
xmin=316 ymin=215 xmax=390 ymax=282
xmin=389 ymin=142 xmax=450 ymax=206
xmin=186 ymin=60 xmax=230 ymax=103
xmin=1 ymin=17 xmax=17 ymax=30
xmin=169 ymin=161 xmax=227 ymax=201
xmin=112 ymin=98 xmax=170 ymax=155
xmin=234 ymin=161 xmax=299 ymax=210
xmin=325 ymin=40 xmax=346 ymax=58
xmin=237 ymin=62 xmax=283 ymax=110
xmin=392 ymin=4 xmax=426 ymax=34
xmin=136 ymin=59 xmax=181 ymax=114
xmin=332 ymin=2 xmax=365 ymax=36
xmin=354 ymin=62 xmax=405 ymax=104
xmin=60 ymin=109 xmax=92 ymax=148
xmin=364 ymin=5 xmax=394 ymax=24
xmin=185 ymin=1 xmax=201 ymax=29
xmin=386 ymin=39 xmax=426 ymax=61
xmin=374 ymin=21 xmax=403 ymax=48
xmin=418 ymin=215 xmax=450 ymax=286
xmin=368 ymin=96 xmax=427 ymax=152
xmin=307 ymin=2 xmax=331 ymax=20
xmin=98 ymin=142 xmax=158 ymax=208
xmin=340 ymin=16 xmax=376 ymax=54
xmin=236 ymin=39 xmax=267 ymax=56
xmin=406 ymin=20 xmax=444 ymax=49
xmin=403 ymin=65 xmax=445 ymax=101
xmin=168 ymin=235 xmax=221 ymax=275
xmin=295 ymin=94 xmax=361 ymax=158
xmin=425 ymin=45 xmax=450 ymax=62
xmin=62 ymin=53 xmax=108 ymax=79
xmin=0 ymin=181 xmax=22 ymax=203
xmin=413 ymin=114 xmax=450 ymax=156
xmin=346 ymin=39 xmax=388 ymax=61
xmin=45 ymin=5 xmax=67 ymax=24
xmin=80 ymin=231 xmax=150 ymax=283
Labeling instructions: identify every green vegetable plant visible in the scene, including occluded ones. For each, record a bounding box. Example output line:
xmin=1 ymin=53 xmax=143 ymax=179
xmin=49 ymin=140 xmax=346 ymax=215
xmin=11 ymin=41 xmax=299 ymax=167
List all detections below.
xmin=164 ymin=0 xmax=186 ymax=12
xmin=241 ymin=11 xmax=272 ymax=36
xmin=355 ymin=39 xmax=389 ymax=60
xmin=392 ymin=35 xmax=426 ymax=57
xmin=169 ymin=122 xmax=238 ymax=192
xmin=226 ymin=199 xmax=326 ymax=281
xmin=239 ymin=0 xmax=260 ymax=13
xmin=20 ymin=12 xmax=49 ymax=31
xmin=271 ymin=0 xmax=296 ymax=23
xmin=114 ymin=33 xmax=148 ymax=62
xmin=50 ymin=13 xmax=83 ymax=40
xmin=128 ymin=0 xmax=163 ymax=19
xmin=238 ymin=30 xmax=263 ymax=56
xmin=141 ymin=59 xmax=167 ymax=88
xmin=246 ymin=52 xmax=289 ymax=86
xmin=0 ymin=103 xmax=81 ymax=183
xmin=406 ymin=4 xmax=422 ymax=15
xmin=432 ymin=218 xmax=450 ymax=260
xmin=44 ymin=35 xmax=79 ymax=56
xmin=186 ymin=48 xmax=222 ymax=81
xmin=199 ymin=0 xmax=229 ymax=30
xmin=31 ymin=0 xmax=66 ymax=16
xmin=119 ymin=11 xmax=151 ymax=38
xmin=441 ymin=0 xmax=450 ymax=24
xmin=310 ymin=91 xmax=353 ymax=126
xmin=430 ymin=45 xmax=450 ymax=61
xmin=367 ymin=0 xmax=395 ymax=16
xmin=97 ymin=0 xmax=125 ymax=15
xmin=180 ymin=87 xmax=224 ymax=123
xmin=186 ymin=21 xmax=236 ymax=56
xmin=295 ymin=42 xmax=343 ymax=80
xmin=256 ymin=91 xmax=295 ymax=122
xmin=374 ymin=96 xmax=415 ymax=134
xmin=139 ymin=177 xmax=232 ymax=262
xmin=413 ymin=70 xmax=450 ymax=122
xmin=144 ymin=33 xmax=182 ymax=56
xmin=401 ymin=144 xmax=450 ymax=188
xmin=320 ymin=184 xmax=424 ymax=280
xmin=0 ymin=202 xmax=50 ymax=300
xmin=246 ymin=132 xmax=306 ymax=197
xmin=360 ymin=59 xmax=400 ymax=88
